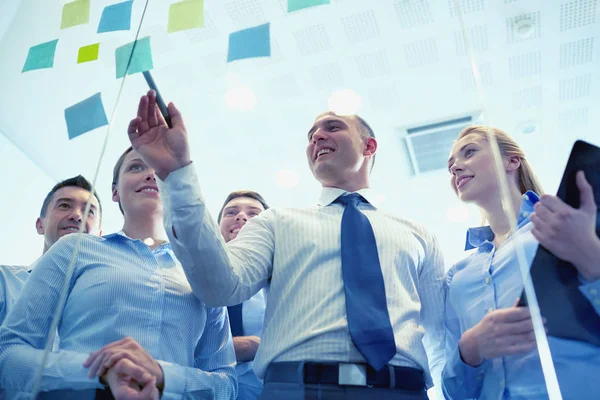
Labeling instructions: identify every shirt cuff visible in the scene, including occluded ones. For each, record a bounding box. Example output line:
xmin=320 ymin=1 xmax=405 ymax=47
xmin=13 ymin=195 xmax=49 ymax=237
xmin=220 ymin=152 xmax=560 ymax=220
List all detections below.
xmin=158 ymin=360 xmax=186 ymax=400
xmin=156 ymin=162 xmax=205 ymax=210
xmin=579 ymin=279 xmax=600 ymax=315
xmin=444 ymin=345 xmax=486 ymax=396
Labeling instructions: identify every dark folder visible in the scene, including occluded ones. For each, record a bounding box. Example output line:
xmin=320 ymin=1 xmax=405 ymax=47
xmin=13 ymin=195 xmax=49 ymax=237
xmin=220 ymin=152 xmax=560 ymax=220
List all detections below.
xmin=519 ymin=140 xmax=600 ymax=347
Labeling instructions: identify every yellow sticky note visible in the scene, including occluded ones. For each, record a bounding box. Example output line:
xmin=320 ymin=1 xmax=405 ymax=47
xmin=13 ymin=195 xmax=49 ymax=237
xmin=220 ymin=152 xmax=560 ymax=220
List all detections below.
xmin=61 ymin=0 xmax=90 ymax=30
xmin=77 ymin=43 xmax=100 ymax=63
xmin=168 ymin=0 xmax=204 ymax=33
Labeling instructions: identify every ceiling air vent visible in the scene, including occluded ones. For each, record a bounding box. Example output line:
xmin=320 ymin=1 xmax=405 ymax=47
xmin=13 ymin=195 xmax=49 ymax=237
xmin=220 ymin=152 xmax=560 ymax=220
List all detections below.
xmin=403 ymin=114 xmax=479 ymax=175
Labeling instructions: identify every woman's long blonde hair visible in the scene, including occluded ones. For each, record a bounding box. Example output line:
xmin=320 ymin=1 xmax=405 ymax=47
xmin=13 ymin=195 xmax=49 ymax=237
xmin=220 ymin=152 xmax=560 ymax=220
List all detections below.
xmin=457 ymin=125 xmax=544 ymax=196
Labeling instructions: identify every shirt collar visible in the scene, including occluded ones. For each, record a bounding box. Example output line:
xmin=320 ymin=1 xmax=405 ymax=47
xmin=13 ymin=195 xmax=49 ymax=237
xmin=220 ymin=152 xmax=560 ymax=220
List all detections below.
xmin=103 ymin=230 xmax=171 ymax=250
xmin=465 ymin=191 xmax=540 ymax=250
xmin=317 ymin=187 xmax=376 ymax=207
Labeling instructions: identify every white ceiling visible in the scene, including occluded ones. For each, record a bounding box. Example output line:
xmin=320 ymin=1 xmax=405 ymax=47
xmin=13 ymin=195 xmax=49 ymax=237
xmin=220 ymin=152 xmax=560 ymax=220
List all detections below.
xmin=1 ymin=0 xmax=599 ymax=265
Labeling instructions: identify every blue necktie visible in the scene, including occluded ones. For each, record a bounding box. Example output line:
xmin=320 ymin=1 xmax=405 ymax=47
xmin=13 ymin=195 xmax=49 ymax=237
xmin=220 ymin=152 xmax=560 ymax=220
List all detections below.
xmin=337 ymin=193 xmax=396 ymax=371
xmin=227 ymin=304 xmax=244 ymax=337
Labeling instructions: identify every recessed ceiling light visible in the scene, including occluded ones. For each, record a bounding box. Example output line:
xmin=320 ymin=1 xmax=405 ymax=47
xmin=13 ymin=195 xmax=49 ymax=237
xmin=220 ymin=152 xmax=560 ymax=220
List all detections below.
xmin=328 ymin=89 xmax=362 ymax=115
xmin=513 ymin=16 xmax=535 ymax=39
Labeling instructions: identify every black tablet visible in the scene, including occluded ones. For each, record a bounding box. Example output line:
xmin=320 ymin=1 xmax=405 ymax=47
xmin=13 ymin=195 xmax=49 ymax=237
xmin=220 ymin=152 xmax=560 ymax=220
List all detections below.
xmin=519 ymin=140 xmax=600 ymax=347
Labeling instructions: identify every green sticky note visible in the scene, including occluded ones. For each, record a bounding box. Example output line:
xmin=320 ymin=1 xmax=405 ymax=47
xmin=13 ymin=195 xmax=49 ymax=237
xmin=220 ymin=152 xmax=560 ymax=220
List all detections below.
xmin=115 ymin=37 xmax=153 ymax=79
xmin=167 ymin=0 xmax=204 ymax=33
xmin=60 ymin=0 xmax=90 ymax=29
xmin=22 ymin=39 xmax=59 ymax=72
xmin=77 ymin=43 xmax=99 ymax=63
xmin=287 ymin=0 xmax=330 ymax=12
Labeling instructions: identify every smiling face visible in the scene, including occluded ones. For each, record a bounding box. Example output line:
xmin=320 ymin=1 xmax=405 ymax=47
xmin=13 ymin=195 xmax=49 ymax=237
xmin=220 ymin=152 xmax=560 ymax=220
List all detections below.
xmin=112 ymin=150 xmax=162 ymax=218
xmin=447 ymin=132 xmax=521 ymax=206
xmin=306 ymin=113 xmax=376 ymax=189
xmin=219 ymin=196 xmax=265 ymax=242
xmin=36 ymin=186 xmax=101 ymax=253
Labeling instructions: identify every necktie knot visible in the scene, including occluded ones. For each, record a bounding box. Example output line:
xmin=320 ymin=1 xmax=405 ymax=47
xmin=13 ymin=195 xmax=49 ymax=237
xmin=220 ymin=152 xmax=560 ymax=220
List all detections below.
xmin=337 ymin=193 xmax=363 ymax=208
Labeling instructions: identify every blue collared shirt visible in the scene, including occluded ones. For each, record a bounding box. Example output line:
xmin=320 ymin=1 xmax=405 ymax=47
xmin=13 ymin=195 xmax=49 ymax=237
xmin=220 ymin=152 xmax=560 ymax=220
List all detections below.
xmin=443 ymin=191 xmax=600 ymax=399
xmin=236 ymin=289 xmax=266 ymax=399
xmin=0 ymin=265 xmax=29 ymax=400
xmin=0 ymin=264 xmax=29 ymax=325
xmin=0 ymin=232 xmax=237 ymax=400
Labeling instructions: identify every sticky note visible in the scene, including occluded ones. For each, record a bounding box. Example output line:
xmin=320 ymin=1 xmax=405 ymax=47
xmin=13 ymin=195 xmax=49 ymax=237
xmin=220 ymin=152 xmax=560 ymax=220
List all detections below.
xmin=98 ymin=1 xmax=133 ymax=33
xmin=227 ymin=23 xmax=270 ymax=62
xmin=77 ymin=43 xmax=100 ymax=63
xmin=115 ymin=37 xmax=153 ymax=79
xmin=168 ymin=0 xmax=204 ymax=33
xmin=60 ymin=0 xmax=90 ymax=29
xmin=64 ymin=93 xmax=109 ymax=140
xmin=22 ymin=39 xmax=59 ymax=72
xmin=288 ymin=0 xmax=330 ymax=13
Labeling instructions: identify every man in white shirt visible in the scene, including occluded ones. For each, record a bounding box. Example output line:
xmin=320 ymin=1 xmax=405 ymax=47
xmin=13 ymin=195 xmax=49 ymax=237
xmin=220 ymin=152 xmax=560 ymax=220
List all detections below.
xmin=123 ymin=90 xmax=446 ymax=399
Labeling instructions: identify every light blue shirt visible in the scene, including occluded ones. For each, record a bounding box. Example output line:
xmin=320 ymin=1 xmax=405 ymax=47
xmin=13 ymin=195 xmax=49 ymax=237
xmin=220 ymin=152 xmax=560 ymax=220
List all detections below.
xmin=236 ymin=289 xmax=266 ymax=400
xmin=0 ymin=264 xmax=29 ymax=400
xmin=443 ymin=191 xmax=600 ymax=400
xmin=157 ymin=164 xmax=446 ymax=396
xmin=0 ymin=232 xmax=237 ymax=400
xmin=0 ymin=264 xmax=29 ymax=324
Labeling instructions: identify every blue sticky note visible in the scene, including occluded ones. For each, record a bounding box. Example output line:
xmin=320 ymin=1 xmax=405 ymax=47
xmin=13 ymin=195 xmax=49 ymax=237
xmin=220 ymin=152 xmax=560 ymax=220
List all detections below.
xmin=98 ymin=1 xmax=133 ymax=33
xmin=64 ymin=93 xmax=109 ymax=139
xmin=22 ymin=39 xmax=59 ymax=72
xmin=115 ymin=36 xmax=153 ymax=79
xmin=227 ymin=23 xmax=270 ymax=62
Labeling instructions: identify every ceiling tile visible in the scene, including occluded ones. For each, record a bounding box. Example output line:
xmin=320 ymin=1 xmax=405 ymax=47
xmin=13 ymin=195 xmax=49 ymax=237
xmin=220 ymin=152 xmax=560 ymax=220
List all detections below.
xmin=394 ymin=0 xmax=434 ymax=29
xmin=293 ymin=23 xmax=333 ymax=56
xmin=342 ymin=9 xmax=381 ymax=43
xmin=449 ymin=0 xmax=485 ymax=18
xmin=404 ymin=37 xmax=439 ymax=68
xmin=454 ymin=25 xmax=488 ymax=56
xmin=508 ymin=51 xmax=542 ymax=79
xmin=559 ymin=37 xmax=595 ymax=68
xmin=560 ymin=0 xmax=597 ymax=31
xmin=559 ymin=74 xmax=592 ymax=101
xmin=356 ymin=50 xmax=392 ymax=78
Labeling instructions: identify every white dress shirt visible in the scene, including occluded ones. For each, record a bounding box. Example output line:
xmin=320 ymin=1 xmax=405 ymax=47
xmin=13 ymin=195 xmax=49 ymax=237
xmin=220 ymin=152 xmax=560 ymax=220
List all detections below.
xmin=157 ymin=164 xmax=446 ymax=390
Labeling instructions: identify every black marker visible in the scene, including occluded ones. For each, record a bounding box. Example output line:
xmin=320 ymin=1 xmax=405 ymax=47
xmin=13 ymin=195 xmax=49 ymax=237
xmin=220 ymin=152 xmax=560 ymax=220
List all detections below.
xmin=142 ymin=70 xmax=172 ymax=128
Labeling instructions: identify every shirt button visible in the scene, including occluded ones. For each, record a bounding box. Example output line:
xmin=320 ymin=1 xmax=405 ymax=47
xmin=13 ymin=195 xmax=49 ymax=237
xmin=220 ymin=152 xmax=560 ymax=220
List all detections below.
xmin=590 ymin=289 xmax=598 ymax=296
xmin=484 ymin=277 xmax=491 ymax=284
xmin=595 ymin=299 xmax=600 ymax=306
xmin=487 ymin=307 xmax=495 ymax=313
xmin=499 ymin=379 xmax=505 ymax=386
xmin=523 ymin=194 xmax=529 ymax=201
xmin=522 ymin=211 xmax=530 ymax=218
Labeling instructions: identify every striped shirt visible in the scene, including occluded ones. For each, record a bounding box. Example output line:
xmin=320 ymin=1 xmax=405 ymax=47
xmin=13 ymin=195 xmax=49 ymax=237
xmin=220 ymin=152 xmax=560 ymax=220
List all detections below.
xmin=0 ymin=264 xmax=29 ymax=400
xmin=0 ymin=264 xmax=29 ymax=325
xmin=0 ymin=232 xmax=237 ymax=400
xmin=158 ymin=164 xmax=446 ymax=391
xmin=235 ymin=289 xmax=267 ymax=400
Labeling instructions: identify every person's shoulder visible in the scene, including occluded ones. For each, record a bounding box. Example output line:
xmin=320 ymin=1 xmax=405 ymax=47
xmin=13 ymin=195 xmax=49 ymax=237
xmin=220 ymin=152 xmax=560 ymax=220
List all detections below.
xmin=0 ymin=264 xmax=30 ymax=280
xmin=0 ymin=264 xmax=29 ymax=273
xmin=41 ymin=234 xmax=107 ymax=260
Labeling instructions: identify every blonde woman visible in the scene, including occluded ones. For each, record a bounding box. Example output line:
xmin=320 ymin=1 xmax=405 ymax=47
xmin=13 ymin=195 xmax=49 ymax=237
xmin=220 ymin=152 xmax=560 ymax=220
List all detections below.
xmin=443 ymin=126 xmax=600 ymax=399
